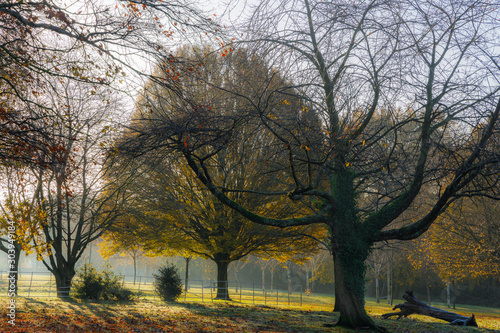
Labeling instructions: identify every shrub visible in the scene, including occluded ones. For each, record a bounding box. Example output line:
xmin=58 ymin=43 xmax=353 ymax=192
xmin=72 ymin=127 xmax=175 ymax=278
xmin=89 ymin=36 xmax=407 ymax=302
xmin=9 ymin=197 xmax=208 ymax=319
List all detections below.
xmin=73 ymin=263 xmax=134 ymax=301
xmin=100 ymin=267 xmax=135 ymax=301
xmin=73 ymin=263 xmax=105 ymax=300
xmin=153 ymin=264 xmax=183 ymax=302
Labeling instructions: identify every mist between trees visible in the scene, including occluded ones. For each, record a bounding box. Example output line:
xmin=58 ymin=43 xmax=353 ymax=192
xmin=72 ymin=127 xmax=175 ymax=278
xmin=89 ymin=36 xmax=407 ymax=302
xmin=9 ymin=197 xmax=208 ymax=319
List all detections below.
xmin=2 ymin=246 xmax=498 ymax=310
xmin=1 ymin=0 xmax=500 ymax=332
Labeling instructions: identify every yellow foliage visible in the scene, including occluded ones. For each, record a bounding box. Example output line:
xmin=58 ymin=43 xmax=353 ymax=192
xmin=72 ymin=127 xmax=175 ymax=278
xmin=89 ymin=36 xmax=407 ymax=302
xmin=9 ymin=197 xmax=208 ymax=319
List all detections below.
xmin=410 ymin=199 xmax=500 ymax=283
xmin=0 ymin=196 xmax=50 ymax=259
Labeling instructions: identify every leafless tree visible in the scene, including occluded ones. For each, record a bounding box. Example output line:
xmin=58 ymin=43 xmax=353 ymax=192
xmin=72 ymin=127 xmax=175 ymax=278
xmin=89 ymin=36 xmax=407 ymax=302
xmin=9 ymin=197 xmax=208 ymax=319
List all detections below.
xmin=23 ymin=81 xmax=138 ymax=296
xmin=120 ymin=0 xmax=500 ymax=330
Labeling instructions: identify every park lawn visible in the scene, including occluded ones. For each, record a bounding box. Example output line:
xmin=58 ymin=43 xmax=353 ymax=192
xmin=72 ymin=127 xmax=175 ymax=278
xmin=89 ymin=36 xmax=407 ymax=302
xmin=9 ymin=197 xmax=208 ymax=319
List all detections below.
xmin=0 ymin=297 xmax=498 ymax=333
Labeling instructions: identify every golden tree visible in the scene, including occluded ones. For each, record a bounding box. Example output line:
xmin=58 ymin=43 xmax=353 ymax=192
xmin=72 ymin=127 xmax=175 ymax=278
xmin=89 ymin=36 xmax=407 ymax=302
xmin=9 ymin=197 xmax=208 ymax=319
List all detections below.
xmin=114 ymin=45 xmax=326 ymax=300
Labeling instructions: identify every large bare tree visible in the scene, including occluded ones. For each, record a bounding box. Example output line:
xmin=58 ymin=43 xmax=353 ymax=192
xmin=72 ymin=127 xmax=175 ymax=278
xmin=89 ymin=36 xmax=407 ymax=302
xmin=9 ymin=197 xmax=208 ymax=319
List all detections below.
xmin=120 ymin=0 xmax=500 ymax=330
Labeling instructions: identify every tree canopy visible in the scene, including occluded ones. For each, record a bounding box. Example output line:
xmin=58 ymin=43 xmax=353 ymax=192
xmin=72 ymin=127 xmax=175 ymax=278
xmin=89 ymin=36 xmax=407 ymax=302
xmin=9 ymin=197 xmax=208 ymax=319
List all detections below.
xmin=112 ymin=45 xmax=326 ymax=299
xmin=0 ymin=0 xmax=215 ymax=165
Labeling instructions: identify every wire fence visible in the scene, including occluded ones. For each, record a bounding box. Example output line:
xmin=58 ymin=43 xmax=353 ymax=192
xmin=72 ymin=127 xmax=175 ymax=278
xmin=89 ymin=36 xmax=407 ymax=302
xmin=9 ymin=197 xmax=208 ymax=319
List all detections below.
xmin=0 ymin=271 xmax=319 ymax=307
xmin=183 ymin=279 xmax=305 ymax=306
xmin=0 ymin=271 xmax=73 ymax=298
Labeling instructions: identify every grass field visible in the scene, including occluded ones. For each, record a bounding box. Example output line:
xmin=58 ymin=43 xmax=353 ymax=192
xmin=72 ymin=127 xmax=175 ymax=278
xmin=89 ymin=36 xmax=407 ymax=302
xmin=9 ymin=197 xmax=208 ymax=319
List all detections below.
xmin=0 ymin=296 xmax=499 ymax=332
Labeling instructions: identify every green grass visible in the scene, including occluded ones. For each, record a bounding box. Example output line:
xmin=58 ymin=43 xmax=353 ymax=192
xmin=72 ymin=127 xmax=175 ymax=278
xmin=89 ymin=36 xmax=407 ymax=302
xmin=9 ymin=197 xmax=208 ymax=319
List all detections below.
xmin=1 ymin=274 xmax=499 ymax=331
xmin=0 ymin=296 xmax=498 ymax=332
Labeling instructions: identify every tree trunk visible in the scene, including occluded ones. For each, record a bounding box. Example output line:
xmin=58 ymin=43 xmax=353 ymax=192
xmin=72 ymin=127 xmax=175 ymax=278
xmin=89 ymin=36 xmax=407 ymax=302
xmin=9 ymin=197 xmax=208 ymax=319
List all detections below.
xmin=333 ymin=251 xmax=383 ymax=331
xmin=382 ymin=290 xmax=477 ymax=326
xmin=333 ymin=292 xmax=340 ymax=312
xmin=184 ymin=256 xmax=191 ymax=292
xmin=311 ymin=267 xmax=315 ymax=293
xmin=451 ymin=279 xmax=456 ymax=310
xmin=286 ymin=261 xmax=292 ymax=295
xmin=270 ymin=268 xmax=274 ymax=292
xmin=52 ymin=265 xmax=76 ymax=298
xmin=447 ymin=282 xmax=451 ymax=308
xmin=6 ymin=244 xmax=21 ymax=296
xmin=214 ymin=255 xmax=230 ymax=300
xmin=376 ymin=276 xmax=380 ymax=303
xmin=233 ymin=263 xmax=239 ymax=293
xmin=328 ymin=169 xmax=384 ymax=331
xmin=235 ymin=271 xmax=239 ymax=293
xmin=305 ymin=267 xmax=310 ymax=293
xmin=333 ymin=283 xmax=340 ymax=312
xmin=133 ymin=255 xmax=137 ymax=285
xmin=262 ymin=267 xmax=265 ymax=294
xmin=333 ymin=256 xmax=339 ymax=312
xmin=387 ymin=261 xmax=391 ymax=305
xmin=427 ymin=284 xmax=431 ymax=305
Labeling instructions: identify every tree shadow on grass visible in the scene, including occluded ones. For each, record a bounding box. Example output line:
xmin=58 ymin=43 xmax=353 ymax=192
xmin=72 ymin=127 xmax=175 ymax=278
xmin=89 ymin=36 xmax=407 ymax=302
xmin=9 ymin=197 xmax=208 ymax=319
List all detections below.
xmin=176 ymin=302 xmax=339 ymax=332
xmin=23 ymin=297 xmax=49 ymax=307
xmin=6 ymin=298 xmax=499 ymax=332
xmin=24 ymin=297 xmax=133 ymax=324
xmin=177 ymin=302 xmax=500 ymax=333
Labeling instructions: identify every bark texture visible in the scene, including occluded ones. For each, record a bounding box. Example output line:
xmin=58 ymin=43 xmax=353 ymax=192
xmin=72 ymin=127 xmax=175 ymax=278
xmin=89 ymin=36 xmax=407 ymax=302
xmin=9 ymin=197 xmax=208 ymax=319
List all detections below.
xmin=214 ymin=256 xmax=230 ymax=300
xmin=53 ymin=265 xmax=76 ymax=298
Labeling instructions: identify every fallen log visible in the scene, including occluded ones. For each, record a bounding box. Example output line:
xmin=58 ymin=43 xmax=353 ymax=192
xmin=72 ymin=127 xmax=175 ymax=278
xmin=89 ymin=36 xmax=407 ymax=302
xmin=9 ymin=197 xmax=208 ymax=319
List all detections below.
xmin=381 ymin=290 xmax=477 ymax=327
